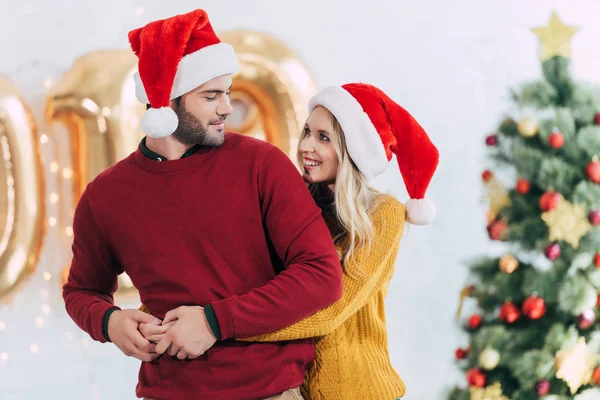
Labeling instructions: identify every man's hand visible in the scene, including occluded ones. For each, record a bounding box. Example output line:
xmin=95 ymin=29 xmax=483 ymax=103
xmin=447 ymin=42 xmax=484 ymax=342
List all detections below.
xmin=108 ymin=309 xmax=162 ymax=362
xmin=155 ymin=306 xmax=216 ymax=360
xmin=139 ymin=320 xmax=175 ymax=343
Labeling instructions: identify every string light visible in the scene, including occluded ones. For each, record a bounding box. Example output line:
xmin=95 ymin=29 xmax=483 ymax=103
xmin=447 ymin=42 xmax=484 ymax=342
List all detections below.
xmin=0 ymin=353 xmax=7 ymax=361
xmin=65 ymin=226 xmax=73 ymax=237
xmin=134 ymin=7 xmax=144 ymax=16
xmin=39 ymin=134 xmax=48 ymax=144
xmin=35 ymin=316 xmax=44 ymax=328
xmin=43 ymin=79 xmax=53 ymax=89
xmin=43 ymin=272 xmax=51 ymax=281
xmin=49 ymin=217 xmax=57 ymax=227
xmin=50 ymin=162 xmax=59 ymax=173
xmin=29 ymin=344 xmax=39 ymax=355
xmin=0 ymin=322 xmax=5 ymax=330
xmin=92 ymin=384 xmax=102 ymax=400
xmin=49 ymin=193 xmax=59 ymax=204
xmin=42 ymin=305 xmax=51 ymax=315
xmin=62 ymin=168 xmax=73 ymax=179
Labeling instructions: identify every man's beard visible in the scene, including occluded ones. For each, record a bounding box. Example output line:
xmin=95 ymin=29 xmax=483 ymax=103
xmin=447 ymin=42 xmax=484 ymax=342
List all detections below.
xmin=171 ymin=104 xmax=226 ymax=147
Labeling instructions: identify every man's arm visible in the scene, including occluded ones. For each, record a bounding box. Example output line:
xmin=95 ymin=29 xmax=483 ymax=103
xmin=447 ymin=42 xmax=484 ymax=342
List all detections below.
xmin=206 ymin=147 xmax=343 ymax=340
xmin=62 ymin=189 xmax=122 ymax=342
xmin=239 ymin=200 xmax=405 ymax=341
xmin=63 ymin=187 xmax=159 ymax=361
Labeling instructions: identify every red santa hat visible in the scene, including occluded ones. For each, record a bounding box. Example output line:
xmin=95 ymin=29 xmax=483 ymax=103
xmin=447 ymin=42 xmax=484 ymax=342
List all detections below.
xmin=308 ymin=83 xmax=439 ymax=225
xmin=128 ymin=9 xmax=239 ymax=138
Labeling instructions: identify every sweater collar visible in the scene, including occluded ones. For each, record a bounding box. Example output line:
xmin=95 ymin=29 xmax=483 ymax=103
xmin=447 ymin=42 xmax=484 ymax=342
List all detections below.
xmin=139 ymin=137 xmax=202 ymax=161
xmin=135 ymin=135 xmax=224 ymax=173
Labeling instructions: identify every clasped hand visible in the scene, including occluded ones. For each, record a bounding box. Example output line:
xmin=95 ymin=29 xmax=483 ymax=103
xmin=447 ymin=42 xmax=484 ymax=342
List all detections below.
xmin=109 ymin=306 xmax=216 ymax=362
xmin=143 ymin=306 xmax=216 ymax=360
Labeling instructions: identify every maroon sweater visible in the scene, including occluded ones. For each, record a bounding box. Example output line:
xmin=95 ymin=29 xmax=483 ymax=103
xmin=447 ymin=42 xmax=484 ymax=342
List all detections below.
xmin=62 ymin=133 xmax=343 ymax=400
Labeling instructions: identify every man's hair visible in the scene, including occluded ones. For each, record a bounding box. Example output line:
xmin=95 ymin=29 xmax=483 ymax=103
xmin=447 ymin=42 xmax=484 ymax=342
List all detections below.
xmin=146 ymin=96 xmax=182 ymax=111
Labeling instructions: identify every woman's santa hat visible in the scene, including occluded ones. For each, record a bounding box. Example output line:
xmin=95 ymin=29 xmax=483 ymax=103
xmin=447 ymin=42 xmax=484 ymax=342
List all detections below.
xmin=309 ymin=83 xmax=439 ymax=225
xmin=128 ymin=9 xmax=239 ymax=138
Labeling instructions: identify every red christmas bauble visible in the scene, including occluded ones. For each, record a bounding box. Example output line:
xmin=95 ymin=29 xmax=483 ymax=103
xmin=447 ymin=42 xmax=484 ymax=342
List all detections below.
xmin=536 ymin=380 xmax=551 ymax=395
xmin=455 ymin=347 xmax=469 ymax=360
xmin=499 ymin=301 xmax=520 ymax=324
xmin=578 ymin=309 xmax=596 ymax=330
xmin=539 ymin=191 xmax=562 ymax=211
xmin=597 ymin=293 xmax=600 ymax=309
xmin=485 ymin=135 xmax=498 ymax=146
xmin=544 ymin=243 xmax=561 ymax=260
xmin=482 ymin=170 xmax=493 ymax=182
xmin=515 ymin=179 xmax=530 ymax=194
xmin=586 ymin=160 xmax=600 ymax=183
xmin=466 ymin=368 xmax=486 ymax=388
xmin=548 ymin=131 xmax=565 ymax=149
xmin=522 ymin=295 xmax=546 ymax=319
xmin=593 ymin=366 xmax=600 ymax=386
xmin=595 ymin=112 xmax=600 ymax=126
xmin=467 ymin=314 xmax=482 ymax=329
xmin=590 ymin=210 xmax=600 ymax=226
xmin=595 ymin=253 xmax=600 ymax=268
xmin=487 ymin=220 xmax=508 ymax=241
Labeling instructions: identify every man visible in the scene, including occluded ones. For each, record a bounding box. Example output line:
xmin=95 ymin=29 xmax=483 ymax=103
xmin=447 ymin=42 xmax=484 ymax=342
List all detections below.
xmin=62 ymin=9 xmax=342 ymax=400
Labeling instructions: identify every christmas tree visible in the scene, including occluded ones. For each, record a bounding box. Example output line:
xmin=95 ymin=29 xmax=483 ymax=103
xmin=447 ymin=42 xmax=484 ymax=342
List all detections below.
xmin=449 ymin=12 xmax=600 ymax=400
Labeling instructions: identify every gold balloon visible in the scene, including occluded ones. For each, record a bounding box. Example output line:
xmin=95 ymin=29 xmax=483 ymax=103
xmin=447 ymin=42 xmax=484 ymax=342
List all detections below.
xmin=0 ymin=76 xmax=45 ymax=301
xmin=219 ymin=30 xmax=318 ymax=162
xmin=45 ymin=49 xmax=144 ymax=301
xmin=517 ymin=116 xmax=539 ymax=138
xmin=499 ymin=254 xmax=519 ymax=274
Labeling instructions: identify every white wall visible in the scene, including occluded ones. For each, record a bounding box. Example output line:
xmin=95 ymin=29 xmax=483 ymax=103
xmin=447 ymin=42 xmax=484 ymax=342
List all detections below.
xmin=2 ymin=0 xmax=600 ymax=399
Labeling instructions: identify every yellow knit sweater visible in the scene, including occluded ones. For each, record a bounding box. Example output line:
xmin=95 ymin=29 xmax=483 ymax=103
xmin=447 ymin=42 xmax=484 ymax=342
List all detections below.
xmin=241 ymin=196 xmax=407 ymax=400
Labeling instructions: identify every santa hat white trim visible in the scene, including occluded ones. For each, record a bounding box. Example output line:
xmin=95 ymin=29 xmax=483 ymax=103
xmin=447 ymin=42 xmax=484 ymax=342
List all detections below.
xmin=308 ymin=86 xmax=389 ymax=181
xmin=134 ymin=42 xmax=239 ymax=104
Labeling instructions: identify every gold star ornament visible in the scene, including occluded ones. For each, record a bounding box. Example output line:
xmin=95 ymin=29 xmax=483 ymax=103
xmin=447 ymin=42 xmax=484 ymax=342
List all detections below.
xmin=541 ymin=200 xmax=592 ymax=249
xmin=485 ymin=175 xmax=511 ymax=221
xmin=555 ymin=337 xmax=597 ymax=395
xmin=531 ymin=11 xmax=579 ymax=61
xmin=469 ymin=382 xmax=508 ymax=400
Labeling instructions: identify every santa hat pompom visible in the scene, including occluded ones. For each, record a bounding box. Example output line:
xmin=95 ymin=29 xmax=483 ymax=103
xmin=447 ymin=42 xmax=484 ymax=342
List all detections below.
xmin=405 ymin=198 xmax=436 ymax=225
xmin=141 ymin=107 xmax=179 ymax=138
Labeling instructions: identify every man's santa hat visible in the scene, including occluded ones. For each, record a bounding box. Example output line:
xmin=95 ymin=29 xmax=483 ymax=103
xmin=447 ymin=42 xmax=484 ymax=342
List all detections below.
xmin=128 ymin=9 xmax=239 ymax=138
xmin=309 ymin=83 xmax=439 ymax=225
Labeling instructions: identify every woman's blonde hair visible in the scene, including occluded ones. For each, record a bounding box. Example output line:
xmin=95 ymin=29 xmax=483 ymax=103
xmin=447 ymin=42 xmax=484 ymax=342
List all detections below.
xmin=297 ymin=106 xmax=388 ymax=277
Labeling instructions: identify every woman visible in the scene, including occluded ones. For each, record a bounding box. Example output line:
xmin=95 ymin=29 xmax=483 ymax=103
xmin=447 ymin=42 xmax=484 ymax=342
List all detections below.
xmin=141 ymin=83 xmax=439 ymax=400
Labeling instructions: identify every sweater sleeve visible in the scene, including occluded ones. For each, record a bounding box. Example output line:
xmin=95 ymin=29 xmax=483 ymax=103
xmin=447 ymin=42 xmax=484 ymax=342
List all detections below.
xmin=62 ymin=188 xmax=122 ymax=343
xmin=239 ymin=198 xmax=405 ymax=341
xmin=208 ymin=147 xmax=343 ymax=340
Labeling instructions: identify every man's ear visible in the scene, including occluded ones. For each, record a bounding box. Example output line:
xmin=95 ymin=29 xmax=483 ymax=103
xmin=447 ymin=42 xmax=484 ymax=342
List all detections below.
xmin=169 ymin=96 xmax=182 ymax=110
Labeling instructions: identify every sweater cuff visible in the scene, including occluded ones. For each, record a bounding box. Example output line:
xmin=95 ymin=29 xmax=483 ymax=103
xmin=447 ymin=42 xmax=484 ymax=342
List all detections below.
xmin=102 ymin=307 xmax=121 ymax=342
xmin=203 ymin=305 xmax=221 ymax=340
xmin=208 ymin=297 xmax=235 ymax=340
